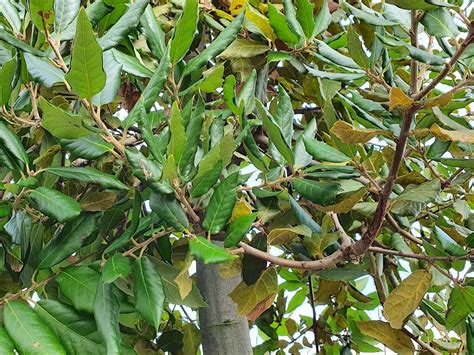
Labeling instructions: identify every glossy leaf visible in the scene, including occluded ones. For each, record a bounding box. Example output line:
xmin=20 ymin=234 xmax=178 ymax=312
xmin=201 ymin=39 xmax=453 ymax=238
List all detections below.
xmin=4 ymin=301 xmax=66 ymax=354
xmin=54 ymin=0 xmax=80 ymax=34
xmin=292 ymin=179 xmax=341 ymax=206
xmin=29 ymin=187 xmax=81 ymax=223
xmin=45 ymin=167 xmax=128 ymax=190
xmin=133 ymin=256 xmax=165 ymax=329
xmin=24 ymin=53 xmax=65 ymax=88
xmin=65 ymin=8 xmax=106 ymax=99
xmin=149 ymin=192 xmax=188 ymax=231
xmin=203 ymin=172 xmax=239 ymax=234
xmin=189 ymin=236 xmax=234 ymax=264
xmin=170 ymin=0 xmax=199 ymax=63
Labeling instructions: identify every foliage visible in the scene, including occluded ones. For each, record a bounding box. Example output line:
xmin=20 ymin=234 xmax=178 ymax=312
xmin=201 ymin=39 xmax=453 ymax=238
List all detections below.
xmin=0 ymin=0 xmax=473 ymax=353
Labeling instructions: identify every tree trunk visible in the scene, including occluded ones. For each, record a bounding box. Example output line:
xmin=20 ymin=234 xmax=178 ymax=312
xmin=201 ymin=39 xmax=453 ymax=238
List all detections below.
xmin=196 ymin=251 xmax=252 ymax=355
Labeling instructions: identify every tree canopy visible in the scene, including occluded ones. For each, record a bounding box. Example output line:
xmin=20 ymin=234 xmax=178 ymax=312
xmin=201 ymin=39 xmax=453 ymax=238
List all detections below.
xmin=0 ymin=0 xmax=473 ymax=353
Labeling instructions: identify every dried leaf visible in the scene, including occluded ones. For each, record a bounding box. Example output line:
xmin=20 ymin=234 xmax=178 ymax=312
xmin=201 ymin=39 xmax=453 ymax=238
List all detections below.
xmin=80 ymin=191 xmax=116 ymax=211
xmin=228 ymin=267 xmax=278 ymax=317
xmin=330 ymin=120 xmax=384 ymax=144
xmin=357 ymin=320 xmax=415 ymax=354
xmin=430 ymin=123 xmax=474 ymax=144
xmin=383 ymin=269 xmax=432 ymax=329
xmin=389 ymin=87 xmax=413 ymax=111
xmin=267 ymin=225 xmax=312 ymax=245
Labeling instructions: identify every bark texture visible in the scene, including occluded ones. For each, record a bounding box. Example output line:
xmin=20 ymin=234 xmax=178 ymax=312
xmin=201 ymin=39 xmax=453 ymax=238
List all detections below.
xmin=196 ymin=253 xmax=252 ymax=355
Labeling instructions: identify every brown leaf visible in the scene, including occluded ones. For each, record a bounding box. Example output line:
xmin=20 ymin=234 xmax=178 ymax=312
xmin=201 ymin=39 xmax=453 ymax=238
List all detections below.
xmin=430 ymin=123 xmax=474 ymax=144
xmin=80 ymin=191 xmax=116 ymax=211
xmin=330 ymin=120 xmax=385 ymax=144
xmin=313 ymin=188 xmax=367 ymax=213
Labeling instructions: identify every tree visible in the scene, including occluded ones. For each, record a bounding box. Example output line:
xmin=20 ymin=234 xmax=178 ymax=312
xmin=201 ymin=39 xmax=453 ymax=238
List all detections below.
xmin=0 ymin=0 xmax=473 ymax=353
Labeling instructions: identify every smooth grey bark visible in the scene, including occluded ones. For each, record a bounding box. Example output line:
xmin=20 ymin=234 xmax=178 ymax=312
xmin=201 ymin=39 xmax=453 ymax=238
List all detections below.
xmin=196 ymin=252 xmax=252 ymax=355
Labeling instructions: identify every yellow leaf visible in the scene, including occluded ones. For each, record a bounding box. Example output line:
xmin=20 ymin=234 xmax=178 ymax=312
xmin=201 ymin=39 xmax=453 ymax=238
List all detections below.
xmin=229 ymin=0 xmax=246 ymax=14
xmin=218 ymin=257 xmax=242 ymax=279
xmin=330 ymin=121 xmax=384 ymax=144
xmin=230 ymin=200 xmax=253 ymax=223
xmin=383 ymin=269 xmax=432 ymax=329
xmin=174 ymin=256 xmax=193 ymax=300
xmin=395 ymin=171 xmax=427 ymax=186
xmin=228 ymin=267 xmax=278 ymax=317
xmin=161 ymin=154 xmax=177 ymax=181
xmin=357 ymin=321 xmax=415 ymax=354
xmin=313 ymin=188 xmax=367 ymax=213
xmin=80 ymin=191 xmax=116 ymax=211
xmin=425 ymin=92 xmax=453 ymax=108
xmin=389 ymin=87 xmax=413 ymax=111
xmin=246 ymin=5 xmax=275 ymax=41
xmin=430 ymin=123 xmax=474 ymax=144
xmin=267 ymin=225 xmax=312 ymax=246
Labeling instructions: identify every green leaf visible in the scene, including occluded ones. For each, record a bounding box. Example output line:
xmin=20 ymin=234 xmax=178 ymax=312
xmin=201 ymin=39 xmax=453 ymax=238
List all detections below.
xmin=434 ymin=158 xmax=474 ymax=168
xmin=203 ymin=172 xmax=239 ymax=234
xmin=140 ymin=5 xmax=166 ymax=58
xmin=29 ymin=0 xmax=54 ymax=30
xmin=182 ymin=10 xmax=245 ymax=77
xmin=35 ymin=300 xmax=105 ymax=355
xmin=168 ymin=102 xmax=186 ymax=163
xmin=54 ymin=0 xmax=80 ymax=34
xmin=45 ymin=167 xmax=128 ymax=190
xmin=60 ymin=134 xmax=113 ymax=160
xmin=282 ymin=0 xmax=305 ymax=43
xmin=39 ymin=97 xmax=91 ymax=139
xmin=0 ymin=326 xmax=14 ymax=355
xmin=391 ymin=180 xmax=441 ymax=216
xmin=292 ymin=179 xmax=341 ymax=205
xmin=153 ymin=259 xmax=207 ymax=307
xmin=342 ymin=1 xmax=396 ymax=26
xmin=103 ymin=253 xmax=131 ymax=283
xmin=274 ymin=85 xmax=294 ymax=146
xmin=125 ymin=149 xmax=170 ymax=193
xmin=315 ymin=264 xmax=368 ymax=281
xmin=433 ymin=226 xmax=466 ymax=257
xmin=294 ymin=119 xmax=317 ymax=170
xmin=170 ymin=0 xmax=199 ymax=63
xmin=0 ymin=57 xmax=16 ymax=106
xmin=156 ymin=330 xmax=184 ymax=352
xmin=190 ymin=160 xmax=222 ymax=198
xmin=317 ymin=40 xmax=361 ymax=70
xmin=133 ymin=256 xmax=165 ymax=329
xmin=303 ymin=136 xmax=351 ymax=163
xmin=268 ymin=4 xmax=299 ymax=45
xmin=218 ymin=38 xmax=269 ymax=60
xmin=446 ymin=286 xmax=474 ymax=329
xmin=347 ymin=25 xmax=370 ymax=69
xmin=313 ymin=0 xmax=331 ymax=37
xmin=38 ymin=213 xmax=100 ymax=269
xmin=189 ymin=237 xmax=234 ymax=264
xmin=98 ymin=0 xmax=148 ymax=51
xmin=295 ymin=0 xmax=315 ymax=39
xmin=256 ymin=100 xmax=294 ymax=165
xmin=224 ymin=213 xmax=257 ymax=248
xmin=268 ymin=225 xmax=312 ymax=245
xmin=92 ymin=50 xmax=122 ymax=106
xmin=306 ymin=67 xmax=366 ymax=81
xmin=421 ymin=8 xmax=459 ymax=38
xmin=150 ymin=192 xmax=189 ymax=231
xmin=0 ymin=0 xmax=21 ymax=33
xmin=179 ymin=96 xmax=205 ymax=174
xmin=0 ymin=31 xmax=46 ymax=57
xmin=57 ymin=266 xmax=100 ymax=313
xmin=29 ymin=187 xmax=81 ymax=223
xmin=111 ymin=48 xmax=154 ymax=78
xmin=93 ymin=278 xmax=121 ymax=354
xmin=0 ymin=121 xmax=29 ymax=168
xmin=3 ymin=301 xmax=66 ymax=355
xmin=24 ymin=53 xmax=65 ymax=88
xmin=65 ymin=8 xmax=106 ymax=99
xmin=142 ymin=48 xmax=171 ymax=111
xmin=289 ymin=195 xmax=321 ymax=233
xmin=406 ymin=45 xmax=444 ymax=66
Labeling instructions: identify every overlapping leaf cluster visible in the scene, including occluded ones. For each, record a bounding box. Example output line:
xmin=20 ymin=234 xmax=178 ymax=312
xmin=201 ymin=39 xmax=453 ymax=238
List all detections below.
xmin=0 ymin=0 xmax=473 ymax=353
